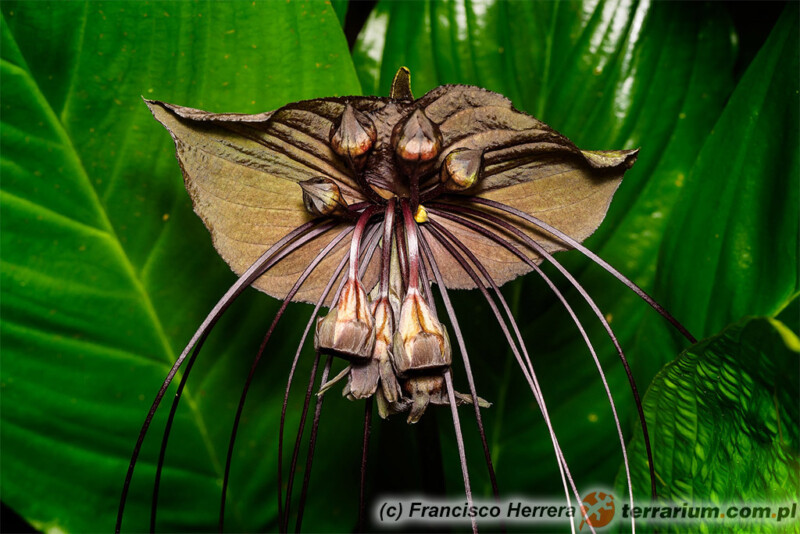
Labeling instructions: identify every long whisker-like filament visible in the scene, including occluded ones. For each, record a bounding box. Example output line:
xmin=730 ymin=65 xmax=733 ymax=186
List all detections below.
xmin=445 ymin=369 xmax=478 ymax=534
xmin=464 ymin=197 xmax=697 ymax=344
xmin=416 ymin=233 xmax=500 ymax=499
xmin=287 ymin=223 xmax=383 ymax=531
xmin=426 ymin=216 xmax=635 ymax=533
xmin=149 ymin=344 xmax=198 ymax=533
xmin=430 ymin=203 xmax=657 ymax=503
xmin=278 ymin=249 xmax=353 ymax=526
xmin=357 ymin=398 xmax=373 ymax=533
xmin=294 ymin=354 xmax=333 ymax=533
xmin=282 ymin=349 xmax=321 ymax=533
xmin=118 ymin=218 xmax=334 ymax=534
xmin=283 ymin=223 xmax=382 ymax=531
xmin=421 ymin=223 xmax=589 ymax=534
xmin=219 ymin=225 xmax=357 ymax=531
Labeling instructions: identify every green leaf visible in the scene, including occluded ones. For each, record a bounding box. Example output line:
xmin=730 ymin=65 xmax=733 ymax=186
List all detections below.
xmin=0 ymin=2 xmax=361 ymax=532
xmin=353 ymin=0 xmax=738 ymax=498
xmin=618 ymin=317 xmax=799 ymax=533
xmin=331 ymin=0 xmax=348 ymax=27
xmin=657 ymin=5 xmax=799 ymax=339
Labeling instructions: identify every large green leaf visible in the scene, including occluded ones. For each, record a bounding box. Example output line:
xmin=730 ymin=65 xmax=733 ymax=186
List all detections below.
xmin=656 ymin=4 xmax=799 ymax=338
xmin=631 ymin=5 xmax=800 ymax=445
xmin=1 ymin=2 xmax=362 ymax=532
xmin=618 ymin=316 xmax=799 ymax=533
xmin=353 ymin=0 xmax=737 ymax=500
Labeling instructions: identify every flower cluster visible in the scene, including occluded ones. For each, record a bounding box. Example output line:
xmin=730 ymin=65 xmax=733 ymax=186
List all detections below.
xmin=310 ymin=92 xmax=488 ymax=422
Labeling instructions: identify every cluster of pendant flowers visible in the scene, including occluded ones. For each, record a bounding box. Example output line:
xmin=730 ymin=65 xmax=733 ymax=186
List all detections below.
xmin=307 ymin=97 xmax=486 ymax=422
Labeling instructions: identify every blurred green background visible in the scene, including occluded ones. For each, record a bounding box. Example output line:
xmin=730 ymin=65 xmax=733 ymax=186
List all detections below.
xmin=1 ymin=1 xmax=797 ymax=532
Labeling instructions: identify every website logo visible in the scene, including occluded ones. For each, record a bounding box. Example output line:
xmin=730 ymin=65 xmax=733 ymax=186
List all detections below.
xmin=580 ymin=491 xmax=615 ymax=530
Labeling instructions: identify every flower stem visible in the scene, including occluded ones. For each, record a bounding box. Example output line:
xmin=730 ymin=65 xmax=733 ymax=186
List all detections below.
xmin=349 ymin=207 xmax=377 ymax=280
xmin=379 ymin=200 xmax=396 ymax=298
xmin=401 ymin=200 xmax=420 ymax=291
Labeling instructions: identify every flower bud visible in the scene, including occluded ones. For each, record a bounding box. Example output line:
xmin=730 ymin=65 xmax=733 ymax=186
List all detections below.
xmin=375 ymin=387 xmax=411 ymax=420
xmin=404 ymin=375 xmax=443 ymax=424
xmin=330 ymin=103 xmax=376 ymax=163
xmin=392 ymin=109 xmax=442 ymax=175
xmin=299 ymin=177 xmax=348 ymax=217
xmin=391 ymin=289 xmax=451 ymax=376
xmin=344 ymin=360 xmax=380 ymax=400
xmin=372 ymin=297 xmax=402 ymax=402
xmin=315 ymin=277 xmax=375 ymax=361
xmin=440 ymin=148 xmax=483 ymax=191
xmin=403 ymin=375 xmax=491 ymax=423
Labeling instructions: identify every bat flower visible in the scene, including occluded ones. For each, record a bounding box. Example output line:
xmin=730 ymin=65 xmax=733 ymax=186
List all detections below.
xmin=117 ymin=68 xmax=695 ymax=533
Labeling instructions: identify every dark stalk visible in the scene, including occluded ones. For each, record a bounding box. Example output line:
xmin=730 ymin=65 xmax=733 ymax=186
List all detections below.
xmin=401 ymin=201 xmax=436 ymax=311
xmin=393 ymin=212 xmax=409 ymax=291
xmin=117 ymin=218 xmax=332 ymax=534
xmin=349 ymin=207 xmax=378 ymax=280
xmin=410 ymin=171 xmax=420 ymax=214
xmin=220 ymin=225 xmax=356 ymax=531
xmin=379 ymin=200 xmax=396 ymax=296
xmin=400 ymin=200 xmax=421 ymax=291
xmin=415 ymin=238 xmax=435 ymax=312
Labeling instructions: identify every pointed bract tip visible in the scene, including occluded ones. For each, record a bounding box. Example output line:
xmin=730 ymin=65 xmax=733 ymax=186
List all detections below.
xmin=580 ymin=148 xmax=639 ymax=170
xmin=390 ymin=66 xmax=414 ymax=100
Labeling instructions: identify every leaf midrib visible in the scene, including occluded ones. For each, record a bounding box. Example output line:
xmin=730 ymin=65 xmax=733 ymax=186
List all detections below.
xmin=4 ymin=22 xmax=225 ymax=490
